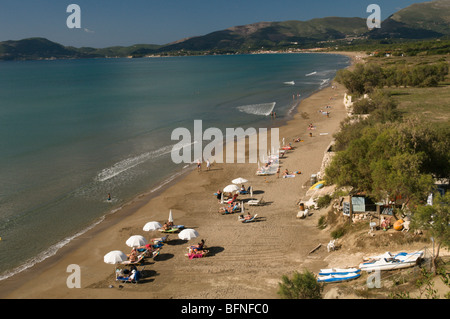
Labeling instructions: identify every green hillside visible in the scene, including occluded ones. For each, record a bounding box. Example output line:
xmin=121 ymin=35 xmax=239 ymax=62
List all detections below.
xmin=369 ymin=0 xmax=450 ymax=39
xmin=1 ymin=0 xmax=449 ymax=60
xmin=153 ymin=17 xmax=368 ymax=54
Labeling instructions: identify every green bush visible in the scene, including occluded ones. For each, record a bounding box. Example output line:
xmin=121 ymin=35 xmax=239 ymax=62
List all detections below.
xmin=317 ymin=195 xmax=332 ymax=209
xmin=278 ymin=270 xmax=323 ymax=299
xmin=336 ymin=61 xmax=449 ymax=96
xmin=331 ymin=226 xmax=347 ymax=239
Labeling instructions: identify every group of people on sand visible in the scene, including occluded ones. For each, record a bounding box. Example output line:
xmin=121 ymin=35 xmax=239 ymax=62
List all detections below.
xmin=197 ymin=159 xmax=211 ymax=172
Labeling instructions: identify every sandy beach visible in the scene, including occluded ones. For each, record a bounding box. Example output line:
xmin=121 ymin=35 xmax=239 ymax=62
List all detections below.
xmin=0 ymin=52 xmax=366 ymax=299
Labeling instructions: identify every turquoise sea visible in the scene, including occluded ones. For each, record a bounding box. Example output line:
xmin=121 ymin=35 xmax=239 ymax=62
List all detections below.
xmin=0 ymin=53 xmax=349 ymax=280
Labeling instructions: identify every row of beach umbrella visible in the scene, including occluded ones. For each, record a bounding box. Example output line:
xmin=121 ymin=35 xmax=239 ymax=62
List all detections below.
xmin=103 ymin=210 xmax=199 ymax=265
xmin=104 ymin=177 xmax=249 ymax=265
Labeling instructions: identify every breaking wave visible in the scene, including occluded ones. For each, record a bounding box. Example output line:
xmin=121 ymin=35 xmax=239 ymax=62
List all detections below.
xmin=237 ymin=102 xmax=276 ymax=116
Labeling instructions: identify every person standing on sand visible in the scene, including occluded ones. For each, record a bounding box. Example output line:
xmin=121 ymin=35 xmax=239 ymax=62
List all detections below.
xmin=197 ymin=159 xmax=201 ymax=172
xmin=206 ymin=159 xmax=211 ymax=171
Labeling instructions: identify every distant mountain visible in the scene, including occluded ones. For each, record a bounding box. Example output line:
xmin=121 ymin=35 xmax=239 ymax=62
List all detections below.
xmin=150 ymin=17 xmax=368 ymax=53
xmin=0 ymin=38 xmax=162 ymax=60
xmin=0 ymin=38 xmax=80 ymax=60
xmin=369 ymin=0 xmax=450 ymax=39
xmin=1 ymin=0 xmax=449 ymax=61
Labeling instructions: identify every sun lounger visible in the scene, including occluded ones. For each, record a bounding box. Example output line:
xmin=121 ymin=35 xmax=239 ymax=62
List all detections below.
xmin=116 ymin=270 xmax=141 ymax=284
xmin=151 ymin=235 xmax=169 ymax=244
xmin=158 ymin=227 xmax=180 ymax=233
xmin=248 ymin=197 xmax=264 ymax=206
xmin=121 ymin=253 xmax=145 ymax=265
xmin=238 ymin=214 xmax=258 ymax=223
xmin=256 ymin=169 xmax=275 ymax=176
xmin=185 ymin=250 xmax=209 ymax=259
xmin=219 ymin=202 xmax=241 ymax=214
xmin=226 ymin=194 xmax=239 ymax=204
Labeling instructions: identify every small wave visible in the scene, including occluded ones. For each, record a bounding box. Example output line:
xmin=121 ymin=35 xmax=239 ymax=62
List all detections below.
xmin=95 ymin=146 xmax=174 ymax=182
xmin=150 ymin=170 xmax=187 ymax=194
xmin=320 ymin=78 xmax=331 ymax=88
xmin=283 ymin=81 xmax=295 ymax=85
xmin=95 ymin=141 xmax=198 ymax=182
xmin=305 ymin=72 xmax=317 ymax=77
xmin=237 ymin=102 xmax=276 ymax=116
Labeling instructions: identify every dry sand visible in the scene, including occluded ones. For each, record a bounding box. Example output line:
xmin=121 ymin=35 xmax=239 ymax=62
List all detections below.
xmin=0 ymin=52 xmax=370 ymax=299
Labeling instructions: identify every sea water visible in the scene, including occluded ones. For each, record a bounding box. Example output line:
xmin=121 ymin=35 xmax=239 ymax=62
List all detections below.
xmin=0 ymin=53 xmax=349 ymax=280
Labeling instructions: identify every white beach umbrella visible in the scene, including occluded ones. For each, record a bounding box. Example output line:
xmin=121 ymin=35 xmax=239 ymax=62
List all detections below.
xmin=178 ymin=228 xmax=199 ymax=241
xmin=250 ymin=186 xmax=253 ymax=198
xmin=232 ymin=177 xmax=248 ymax=185
xmin=223 ymin=184 xmax=239 ymax=193
xmin=126 ymin=235 xmax=147 ymax=247
xmin=241 ymin=201 xmax=245 ymax=214
xmin=104 ymin=250 xmax=127 ymax=264
xmin=143 ymin=221 xmax=162 ymax=231
xmin=168 ymin=210 xmax=174 ymax=223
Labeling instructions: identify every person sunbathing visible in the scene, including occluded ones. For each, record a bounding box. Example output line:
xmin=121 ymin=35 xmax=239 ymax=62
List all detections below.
xmin=192 ymin=239 xmax=205 ymax=251
xmin=219 ymin=202 xmax=239 ymax=213
xmin=128 ymin=248 xmax=138 ymax=262
xmin=227 ymin=193 xmax=239 ymax=204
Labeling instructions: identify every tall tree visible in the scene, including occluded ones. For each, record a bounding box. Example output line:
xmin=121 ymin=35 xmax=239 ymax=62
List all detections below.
xmin=411 ymin=192 xmax=450 ymax=274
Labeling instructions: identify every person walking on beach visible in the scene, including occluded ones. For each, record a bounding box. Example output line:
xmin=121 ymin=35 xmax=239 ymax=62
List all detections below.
xmin=197 ymin=159 xmax=202 ymax=172
xmin=206 ymin=159 xmax=211 ymax=171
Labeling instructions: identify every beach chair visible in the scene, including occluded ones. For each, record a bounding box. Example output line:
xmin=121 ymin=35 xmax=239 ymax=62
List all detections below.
xmin=226 ymin=193 xmax=239 ymax=204
xmin=121 ymin=253 xmax=145 ymax=265
xmin=185 ymin=250 xmax=209 ymax=260
xmin=151 ymin=235 xmax=169 ymax=245
xmin=248 ymin=197 xmax=264 ymax=206
xmin=327 ymin=239 xmax=336 ymax=252
xmin=239 ymin=214 xmax=258 ymax=223
xmin=221 ymin=204 xmax=241 ymax=215
xmin=158 ymin=227 xmax=180 ymax=233
xmin=116 ymin=269 xmax=141 ymax=284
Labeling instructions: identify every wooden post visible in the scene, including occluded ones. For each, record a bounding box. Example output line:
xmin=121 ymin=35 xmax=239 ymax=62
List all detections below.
xmin=349 ymin=194 xmax=353 ymax=224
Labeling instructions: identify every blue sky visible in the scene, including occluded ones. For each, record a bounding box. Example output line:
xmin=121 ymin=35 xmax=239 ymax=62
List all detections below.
xmin=0 ymin=0 xmax=426 ymax=48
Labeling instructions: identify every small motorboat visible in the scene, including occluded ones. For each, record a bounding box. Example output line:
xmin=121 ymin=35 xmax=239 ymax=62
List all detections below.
xmin=317 ymin=272 xmax=361 ymax=283
xmin=359 ymin=251 xmax=423 ymax=271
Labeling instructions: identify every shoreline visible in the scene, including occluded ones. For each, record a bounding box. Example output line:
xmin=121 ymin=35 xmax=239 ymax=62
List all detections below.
xmin=0 ymin=52 xmax=362 ymax=299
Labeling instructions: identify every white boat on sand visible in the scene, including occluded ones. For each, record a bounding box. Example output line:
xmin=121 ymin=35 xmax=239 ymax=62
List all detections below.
xmin=359 ymin=251 xmax=423 ymax=271
xmin=317 ymin=272 xmax=361 ymax=283
xmin=319 ymin=268 xmax=360 ymax=276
